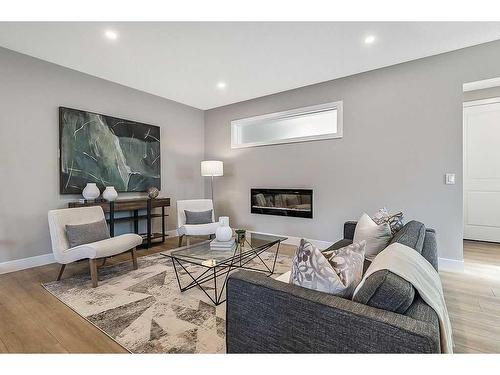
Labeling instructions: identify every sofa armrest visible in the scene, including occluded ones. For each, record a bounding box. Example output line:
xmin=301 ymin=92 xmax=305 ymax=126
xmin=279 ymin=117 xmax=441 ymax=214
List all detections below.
xmin=226 ymin=270 xmax=440 ymax=353
xmin=344 ymin=221 xmax=357 ymax=240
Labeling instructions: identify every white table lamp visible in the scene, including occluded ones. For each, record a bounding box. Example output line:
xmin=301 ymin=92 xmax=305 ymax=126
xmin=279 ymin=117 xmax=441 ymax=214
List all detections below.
xmin=201 ymin=160 xmax=223 ymax=202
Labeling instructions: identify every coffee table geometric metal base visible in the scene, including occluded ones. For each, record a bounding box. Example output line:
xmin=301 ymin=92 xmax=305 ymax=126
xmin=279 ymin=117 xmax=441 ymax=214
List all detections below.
xmin=161 ymin=233 xmax=287 ymax=305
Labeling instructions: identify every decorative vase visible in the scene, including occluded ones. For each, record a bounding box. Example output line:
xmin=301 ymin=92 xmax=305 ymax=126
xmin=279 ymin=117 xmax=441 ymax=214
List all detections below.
xmin=147 ymin=186 xmax=159 ymax=199
xmin=216 ymin=216 xmax=232 ymax=242
xmin=82 ymin=183 xmax=100 ymax=201
xmin=102 ymin=186 xmax=118 ymax=202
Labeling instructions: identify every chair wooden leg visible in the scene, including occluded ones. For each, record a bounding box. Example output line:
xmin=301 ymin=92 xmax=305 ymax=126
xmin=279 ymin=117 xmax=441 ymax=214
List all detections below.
xmin=56 ymin=264 xmax=66 ymax=281
xmin=101 ymin=258 xmax=107 ymax=267
xmin=186 ymin=236 xmax=191 ymax=246
xmin=89 ymin=259 xmax=98 ymax=288
xmin=178 ymin=235 xmax=184 ymax=247
xmin=131 ymin=247 xmax=138 ymax=270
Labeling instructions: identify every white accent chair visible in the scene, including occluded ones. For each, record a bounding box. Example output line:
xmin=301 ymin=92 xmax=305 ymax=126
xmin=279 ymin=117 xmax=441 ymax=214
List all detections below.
xmin=48 ymin=206 xmax=143 ymax=287
xmin=176 ymin=199 xmax=220 ymax=247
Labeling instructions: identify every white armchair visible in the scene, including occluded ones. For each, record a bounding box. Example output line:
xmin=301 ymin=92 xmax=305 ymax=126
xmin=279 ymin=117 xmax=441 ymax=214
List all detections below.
xmin=48 ymin=206 xmax=143 ymax=287
xmin=176 ymin=199 xmax=220 ymax=246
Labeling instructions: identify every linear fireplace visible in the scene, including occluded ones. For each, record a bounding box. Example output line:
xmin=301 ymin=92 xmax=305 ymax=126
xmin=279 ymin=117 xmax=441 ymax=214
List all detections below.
xmin=251 ymin=188 xmax=313 ymax=218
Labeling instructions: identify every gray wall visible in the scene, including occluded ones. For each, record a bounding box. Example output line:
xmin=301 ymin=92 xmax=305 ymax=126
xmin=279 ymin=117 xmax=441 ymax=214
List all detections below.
xmin=0 ymin=47 xmax=205 ymax=263
xmin=205 ymin=40 xmax=500 ymax=261
xmin=464 ymin=85 xmax=500 ymax=101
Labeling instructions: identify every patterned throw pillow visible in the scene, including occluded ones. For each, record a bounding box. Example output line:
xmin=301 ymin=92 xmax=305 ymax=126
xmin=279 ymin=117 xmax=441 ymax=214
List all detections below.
xmin=323 ymin=241 xmax=366 ymax=298
xmin=289 ymin=239 xmax=366 ymax=298
xmin=372 ymin=208 xmax=404 ymax=235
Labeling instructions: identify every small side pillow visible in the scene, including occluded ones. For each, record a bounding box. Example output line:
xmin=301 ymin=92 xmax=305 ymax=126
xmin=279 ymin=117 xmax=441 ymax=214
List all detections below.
xmin=65 ymin=219 xmax=110 ymax=248
xmin=185 ymin=209 xmax=213 ymax=224
xmin=289 ymin=239 xmax=366 ymax=298
xmin=372 ymin=207 xmax=404 ymax=235
xmin=353 ymin=213 xmax=392 ymax=261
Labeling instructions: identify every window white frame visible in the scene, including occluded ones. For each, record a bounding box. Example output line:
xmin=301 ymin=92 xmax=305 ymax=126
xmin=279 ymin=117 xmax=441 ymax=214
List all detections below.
xmin=230 ymin=101 xmax=343 ymax=149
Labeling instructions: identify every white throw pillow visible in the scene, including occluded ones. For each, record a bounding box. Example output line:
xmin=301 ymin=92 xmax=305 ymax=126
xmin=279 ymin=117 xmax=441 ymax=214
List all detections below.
xmin=353 ymin=213 xmax=392 ymax=261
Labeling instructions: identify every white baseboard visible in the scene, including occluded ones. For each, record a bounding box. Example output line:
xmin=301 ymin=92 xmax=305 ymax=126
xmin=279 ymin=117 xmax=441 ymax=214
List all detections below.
xmin=248 ymin=230 xmax=333 ymax=250
xmin=438 ymin=257 xmax=464 ymax=273
xmin=0 ymin=253 xmax=55 ymax=275
xmin=0 ymin=230 xmax=180 ymax=275
xmin=1 ymin=232 xmax=462 ymax=275
xmin=167 ymin=229 xmax=178 ymax=237
xmin=250 ymin=230 xmax=466 ymax=273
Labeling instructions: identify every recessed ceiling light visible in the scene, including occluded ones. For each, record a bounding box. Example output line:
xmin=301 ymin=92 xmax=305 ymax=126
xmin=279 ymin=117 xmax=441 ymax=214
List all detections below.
xmin=216 ymin=82 xmax=227 ymax=90
xmin=364 ymin=35 xmax=376 ymax=44
xmin=104 ymin=29 xmax=118 ymax=41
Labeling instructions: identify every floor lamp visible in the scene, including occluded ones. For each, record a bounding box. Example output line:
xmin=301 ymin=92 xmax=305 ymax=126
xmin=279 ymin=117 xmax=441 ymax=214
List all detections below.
xmin=201 ymin=160 xmax=224 ymax=208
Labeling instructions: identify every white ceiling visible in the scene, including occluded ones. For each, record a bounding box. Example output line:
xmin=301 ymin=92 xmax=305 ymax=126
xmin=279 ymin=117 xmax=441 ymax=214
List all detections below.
xmin=1 ymin=22 xmax=500 ymax=110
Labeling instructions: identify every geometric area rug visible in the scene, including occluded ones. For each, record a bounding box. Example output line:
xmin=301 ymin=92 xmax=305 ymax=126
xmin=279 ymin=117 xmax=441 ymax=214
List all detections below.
xmin=42 ymin=251 xmax=292 ymax=353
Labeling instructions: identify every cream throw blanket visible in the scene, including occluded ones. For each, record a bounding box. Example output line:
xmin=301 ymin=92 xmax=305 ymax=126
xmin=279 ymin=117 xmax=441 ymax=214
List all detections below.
xmin=353 ymin=243 xmax=453 ymax=353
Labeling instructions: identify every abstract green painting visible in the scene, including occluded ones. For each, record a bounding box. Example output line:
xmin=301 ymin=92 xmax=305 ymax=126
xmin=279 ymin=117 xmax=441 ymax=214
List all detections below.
xmin=59 ymin=107 xmax=161 ymax=194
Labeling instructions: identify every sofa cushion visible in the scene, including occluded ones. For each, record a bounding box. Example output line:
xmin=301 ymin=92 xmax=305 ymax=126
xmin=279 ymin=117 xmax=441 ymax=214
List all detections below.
xmin=178 ymin=222 xmax=220 ymax=236
xmin=69 ymin=233 xmax=143 ymax=260
xmin=389 ymin=220 xmax=425 ymax=254
xmin=353 ymin=222 xmax=425 ymax=313
xmin=65 ymin=219 xmax=110 ymax=248
xmin=184 ymin=209 xmax=213 ymax=224
xmin=352 ymin=269 xmax=415 ymax=313
xmin=343 ymin=221 xmax=357 ymax=240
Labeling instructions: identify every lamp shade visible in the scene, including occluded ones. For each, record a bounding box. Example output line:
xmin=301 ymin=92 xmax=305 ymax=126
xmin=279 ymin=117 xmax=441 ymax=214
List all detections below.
xmin=201 ymin=160 xmax=223 ymax=177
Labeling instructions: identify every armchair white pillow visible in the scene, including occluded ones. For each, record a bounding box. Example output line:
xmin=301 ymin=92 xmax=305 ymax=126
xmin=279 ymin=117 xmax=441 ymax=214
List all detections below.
xmin=353 ymin=213 xmax=392 ymax=261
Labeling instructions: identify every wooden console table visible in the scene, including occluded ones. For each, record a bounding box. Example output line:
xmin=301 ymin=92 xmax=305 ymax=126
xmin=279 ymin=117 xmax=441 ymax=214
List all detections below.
xmin=68 ymin=197 xmax=170 ymax=248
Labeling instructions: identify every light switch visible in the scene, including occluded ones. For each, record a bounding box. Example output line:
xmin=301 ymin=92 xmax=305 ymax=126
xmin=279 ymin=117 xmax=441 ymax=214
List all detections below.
xmin=445 ymin=173 xmax=456 ymax=185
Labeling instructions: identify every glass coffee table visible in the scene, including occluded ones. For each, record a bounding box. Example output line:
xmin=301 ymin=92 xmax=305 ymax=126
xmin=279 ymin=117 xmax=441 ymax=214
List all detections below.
xmin=161 ymin=232 xmax=287 ymax=305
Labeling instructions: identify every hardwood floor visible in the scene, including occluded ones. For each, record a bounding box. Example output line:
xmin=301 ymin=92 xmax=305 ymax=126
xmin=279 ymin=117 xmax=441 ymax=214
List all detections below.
xmin=0 ymin=238 xmax=499 ymax=353
xmin=442 ymin=240 xmax=500 ymax=353
xmin=0 ymin=236 xmax=204 ymax=353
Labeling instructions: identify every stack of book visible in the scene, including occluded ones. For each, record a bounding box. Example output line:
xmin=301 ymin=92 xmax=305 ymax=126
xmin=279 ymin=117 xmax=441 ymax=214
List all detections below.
xmin=210 ymin=238 xmax=236 ymax=251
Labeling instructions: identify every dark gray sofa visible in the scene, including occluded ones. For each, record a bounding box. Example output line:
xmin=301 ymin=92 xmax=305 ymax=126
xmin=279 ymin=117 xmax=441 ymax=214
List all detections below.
xmin=226 ymin=220 xmax=441 ymax=353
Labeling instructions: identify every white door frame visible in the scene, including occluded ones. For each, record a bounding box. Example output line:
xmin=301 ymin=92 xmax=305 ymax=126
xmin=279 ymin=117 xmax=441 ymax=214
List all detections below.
xmin=464 ymin=97 xmax=500 ymax=109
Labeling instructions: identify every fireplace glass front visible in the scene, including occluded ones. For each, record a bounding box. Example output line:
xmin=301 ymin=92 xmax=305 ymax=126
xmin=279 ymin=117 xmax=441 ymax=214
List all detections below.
xmin=251 ymin=188 xmax=313 ymax=218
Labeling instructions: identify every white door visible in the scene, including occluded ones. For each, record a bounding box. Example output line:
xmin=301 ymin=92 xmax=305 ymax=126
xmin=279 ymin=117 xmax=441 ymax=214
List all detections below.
xmin=464 ymin=99 xmax=500 ymax=242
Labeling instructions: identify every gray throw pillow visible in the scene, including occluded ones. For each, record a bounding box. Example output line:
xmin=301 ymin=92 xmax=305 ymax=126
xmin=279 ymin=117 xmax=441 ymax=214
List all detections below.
xmin=353 ymin=269 xmax=415 ymax=313
xmin=184 ymin=209 xmax=213 ymax=225
xmin=65 ymin=219 xmax=110 ymax=248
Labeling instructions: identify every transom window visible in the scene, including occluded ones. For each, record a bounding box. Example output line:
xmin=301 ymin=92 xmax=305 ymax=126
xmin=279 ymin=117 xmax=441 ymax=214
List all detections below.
xmin=231 ymin=101 xmax=343 ymax=149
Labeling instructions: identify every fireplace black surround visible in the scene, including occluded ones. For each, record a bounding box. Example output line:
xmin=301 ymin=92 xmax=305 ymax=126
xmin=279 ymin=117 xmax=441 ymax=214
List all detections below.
xmin=251 ymin=188 xmax=313 ymax=218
